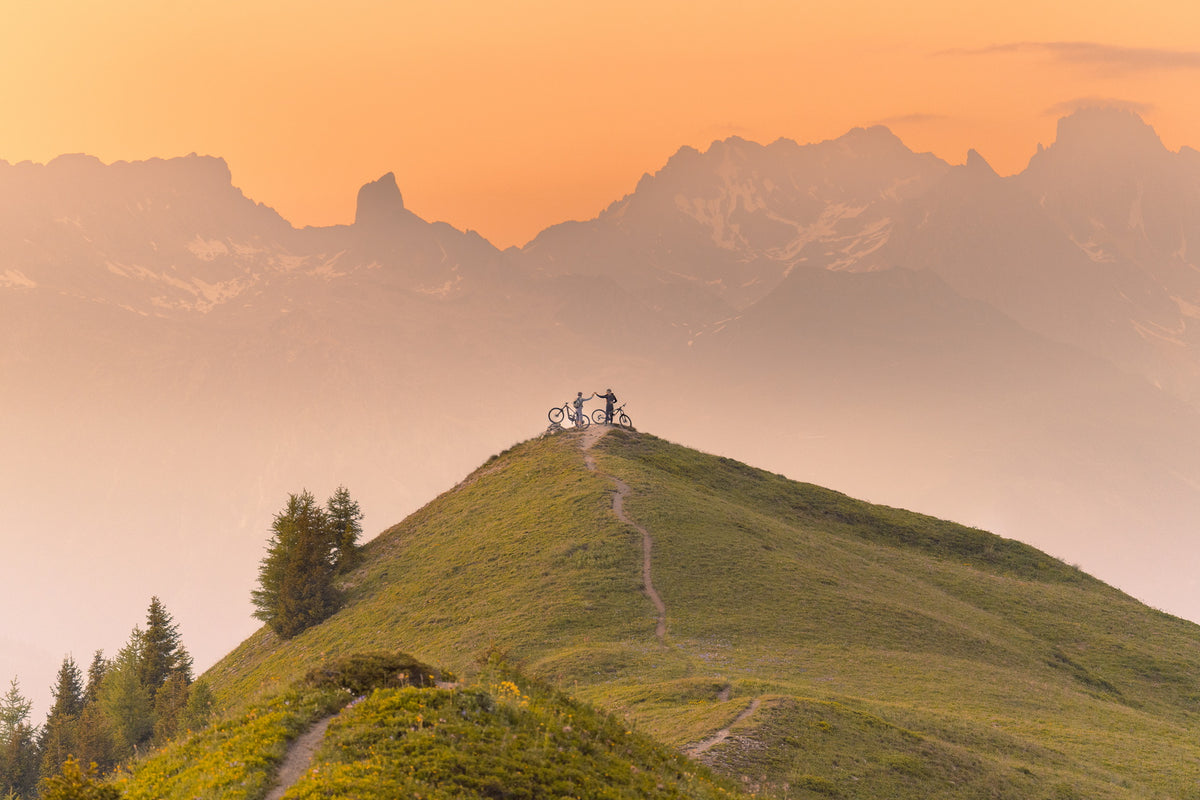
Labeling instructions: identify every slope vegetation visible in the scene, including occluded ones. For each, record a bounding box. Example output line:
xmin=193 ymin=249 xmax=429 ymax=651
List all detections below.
xmin=120 ymin=655 xmax=738 ymax=800
xmin=200 ymin=428 xmax=1200 ymax=799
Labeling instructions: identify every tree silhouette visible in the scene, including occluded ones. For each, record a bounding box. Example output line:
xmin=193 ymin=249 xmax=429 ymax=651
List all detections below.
xmin=251 ymin=490 xmax=340 ymax=639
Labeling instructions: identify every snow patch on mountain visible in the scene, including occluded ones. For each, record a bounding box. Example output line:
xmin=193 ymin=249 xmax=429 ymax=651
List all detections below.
xmin=827 ymin=216 xmax=892 ymax=271
xmin=415 ymin=274 xmax=464 ymax=298
xmin=0 ymin=269 xmax=35 ymax=288
xmin=192 ymin=277 xmax=252 ymax=310
xmin=187 ymin=236 xmax=230 ymax=261
xmin=767 ymin=204 xmax=885 ymax=268
xmin=1132 ymin=317 xmax=1187 ymax=347
xmin=1069 ymin=235 xmax=1116 ymax=263
xmin=1173 ymin=296 xmax=1200 ymax=319
xmin=674 ymin=179 xmax=773 ymax=250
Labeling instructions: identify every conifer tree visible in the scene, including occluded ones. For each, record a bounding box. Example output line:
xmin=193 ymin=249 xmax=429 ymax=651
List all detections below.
xmin=251 ymin=490 xmax=340 ymax=639
xmin=82 ymin=652 xmax=107 ymax=706
xmin=44 ymin=659 xmax=83 ymax=722
xmin=39 ymin=657 xmax=84 ymax=781
xmin=150 ymin=674 xmax=190 ymax=746
xmin=326 ymin=485 xmax=364 ymax=571
xmin=72 ymin=652 xmax=116 ymax=776
xmin=98 ymin=629 xmax=153 ymax=760
xmin=139 ymin=598 xmax=191 ymax=693
xmin=72 ymin=702 xmax=115 ymax=779
xmin=0 ymin=679 xmax=38 ymax=799
xmin=178 ymin=681 xmax=215 ymax=734
xmin=0 ymin=680 xmax=31 ymax=735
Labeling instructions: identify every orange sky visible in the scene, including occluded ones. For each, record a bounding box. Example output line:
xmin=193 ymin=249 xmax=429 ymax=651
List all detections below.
xmin=3 ymin=0 xmax=1200 ymax=247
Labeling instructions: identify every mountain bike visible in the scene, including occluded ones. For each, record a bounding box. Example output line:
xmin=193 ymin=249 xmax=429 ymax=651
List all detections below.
xmin=592 ymin=403 xmax=631 ymax=427
xmin=548 ymin=403 xmax=590 ymax=428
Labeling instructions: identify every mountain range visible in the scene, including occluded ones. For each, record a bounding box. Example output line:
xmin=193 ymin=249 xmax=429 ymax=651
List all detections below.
xmin=3 ymin=108 xmax=1200 ymax=716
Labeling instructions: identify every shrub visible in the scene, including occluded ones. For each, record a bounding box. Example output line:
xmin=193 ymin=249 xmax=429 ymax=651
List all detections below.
xmin=304 ymin=652 xmax=452 ymax=695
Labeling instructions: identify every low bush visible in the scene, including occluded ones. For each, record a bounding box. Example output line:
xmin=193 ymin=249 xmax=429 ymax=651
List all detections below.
xmin=304 ymin=651 xmax=453 ymax=695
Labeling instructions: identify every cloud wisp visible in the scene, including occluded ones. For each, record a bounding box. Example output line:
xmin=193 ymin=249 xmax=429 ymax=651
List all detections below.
xmin=942 ymin=41 xmax=1200 ymax=75
xmin=873 ymin=112 xmax=950 ymax=126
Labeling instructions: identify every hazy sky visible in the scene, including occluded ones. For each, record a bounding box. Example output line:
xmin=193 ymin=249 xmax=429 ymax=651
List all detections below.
xmin=4 ymin=1 xmax=1200 ymax=247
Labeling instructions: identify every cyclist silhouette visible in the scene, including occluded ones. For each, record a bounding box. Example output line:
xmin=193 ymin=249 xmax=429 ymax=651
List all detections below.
xmin=572 ymin=391 xmax=594 ymax=424
xmin=596 ymin=389 xmax=617 ymax=424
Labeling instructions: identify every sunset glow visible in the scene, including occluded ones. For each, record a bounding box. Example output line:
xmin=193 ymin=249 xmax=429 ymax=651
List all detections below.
xmin=4 ymin=1 xmax=1200 ymax=246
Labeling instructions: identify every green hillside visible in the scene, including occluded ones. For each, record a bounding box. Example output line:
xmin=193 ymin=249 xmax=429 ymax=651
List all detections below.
xmin=185 ymin=427 xmax=1200 ymax=799
xmin=117 ymin=655 xmax=739 ymax=800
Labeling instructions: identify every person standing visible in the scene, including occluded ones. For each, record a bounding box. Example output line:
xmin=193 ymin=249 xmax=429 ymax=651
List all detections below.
xmin=596 ymin=388 xmax=617 ymax=424
xmin=572 ymin=391 xmax=593 ymax=426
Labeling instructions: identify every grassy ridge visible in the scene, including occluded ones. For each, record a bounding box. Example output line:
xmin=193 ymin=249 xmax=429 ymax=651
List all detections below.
xmin=198 ymin=427 xmax=1200 ymax=799
xmin=119 ymin=667 xmax=743 ymax=800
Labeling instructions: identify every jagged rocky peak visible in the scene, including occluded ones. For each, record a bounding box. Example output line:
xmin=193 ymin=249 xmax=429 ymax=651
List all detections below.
xmin=1044 ymin=107 xmax=1167 ymax=162
xmin=964 ymin=148 xmax=998 ymax=176
xmin=835 ymin=124 xmax=911 ymax=155
xmin=355 ymin=172 xmax=407 ymax=228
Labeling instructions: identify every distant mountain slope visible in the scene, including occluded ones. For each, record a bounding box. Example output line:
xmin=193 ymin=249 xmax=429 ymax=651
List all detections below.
xmin=521 ymin=109 xmax=1200 ymax=403
xmin=203 ymin=429 xmax=1200 ymax=799
xmin=521 ymin=127 xmax=950 ymax=320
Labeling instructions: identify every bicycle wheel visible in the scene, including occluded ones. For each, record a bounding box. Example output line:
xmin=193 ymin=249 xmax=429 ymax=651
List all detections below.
xmin=575 ymin=412 xmax=590 ymax=429
xmin=548 ymin=407 xmax=564 ymax=424
xmin=592 ymin=409 xmax=608 ymax=425
xmin=619 ymin=413 xmax=631 ymax=427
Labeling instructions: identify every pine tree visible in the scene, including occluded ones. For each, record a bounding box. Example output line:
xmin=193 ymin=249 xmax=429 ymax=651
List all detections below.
xmin=73 ymin=652 xmax=116 ymax=776
xmin=0 ymin=680 xmax=31 ymax=736
xmin=72 ymin=703 xmax=115 ymax=779
xmin=82 ymin=652 xmax=107 ymax=706
xmin=0 ymin=679 xmax=38 ymax=799
xmin=139 ymin=598 xmax=191 ymax=693
xmin=99 ymin=630 xmax=153 ymax=760
xmin=251 ymin=490 xmax=340 ymax=639
xmin=325 ymin=485 xmax=364 ymax=571
xmin=45 ymin=659 xmax=83 ymax=722
xmin=39 ymin=657 xmax=84 ymax=781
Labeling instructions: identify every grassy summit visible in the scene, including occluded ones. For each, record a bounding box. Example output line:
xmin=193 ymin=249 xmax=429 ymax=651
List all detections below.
xmin=189 ymin=428 xmax=1200 ymax=798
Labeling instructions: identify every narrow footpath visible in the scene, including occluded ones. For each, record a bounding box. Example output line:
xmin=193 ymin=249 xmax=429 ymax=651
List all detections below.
xmin=579 ymin=426 xmax=763 ymax=757
xmin=580 ymin=426 xmax=667 ymax=642
xmin=264 ymin=715 xmax=335 ymax=800
xmin=685 ymin=698 xmax=762 ymax=757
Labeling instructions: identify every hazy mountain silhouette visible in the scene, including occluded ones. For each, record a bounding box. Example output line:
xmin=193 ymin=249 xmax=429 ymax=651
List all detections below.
xmin=5 ymin=108 xmax=1200 ymax=717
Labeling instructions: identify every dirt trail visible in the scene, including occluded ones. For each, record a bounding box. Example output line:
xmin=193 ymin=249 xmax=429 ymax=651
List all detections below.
xmin=580 ymin=427 xmax=667 ymax=641
xmin=686 ymin=698 xmax=762 ymax=757
xmin=264 ymin=715 xmax=335 ymax=800
xmin=579 ymin=428 xmax=761 ymax=757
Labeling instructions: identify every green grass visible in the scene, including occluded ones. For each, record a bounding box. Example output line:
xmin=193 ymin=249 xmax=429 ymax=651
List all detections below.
xmin=117 ymin=687 xmax=348 ymax=800
xmin=194 ymin=426 xmax=1200 ymax=799
xmin=119 ymin=662 xmax=743 ymax=800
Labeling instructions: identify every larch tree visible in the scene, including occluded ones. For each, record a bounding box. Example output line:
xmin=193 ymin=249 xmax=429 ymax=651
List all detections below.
xmin=150 ymin=674 xmax=190 ymax=746
xmin=326 ymin=485 xmax=364 ymax=571
xmin=98 ymin=628 xmax=153 ymax=760
xmin=251 ymin=490 xmax=340 ymax=639
xmin=178 ymin=680 xmax=215 ymax=734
